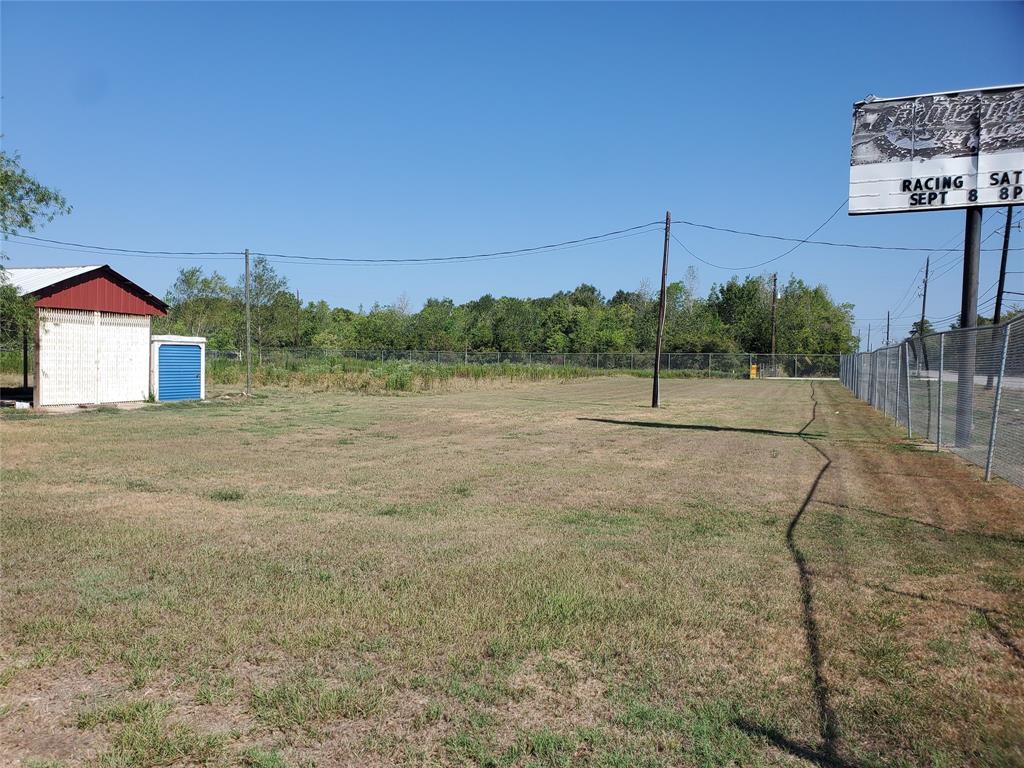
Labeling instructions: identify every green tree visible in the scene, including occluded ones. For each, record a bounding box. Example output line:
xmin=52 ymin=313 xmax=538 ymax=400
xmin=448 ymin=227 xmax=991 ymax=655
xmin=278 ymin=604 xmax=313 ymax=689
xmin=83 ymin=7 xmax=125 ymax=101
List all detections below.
xmin=357 ymin=304 xmax=408 ymax=349
xmin=567 ymin=283 xmax=604 ymax=309
xmin=0 ymin=151 xmax=73 ymax=343
xmin=308 ymin=304 xmax=359 ymax=349
xmin=665 ymin=279 xmax=735 ymax=352
xmin=410 ymin=298 xmax=460 ymax=350
xmin=462 ymin=294 xmax=498 ymax=351
xmin=596 ymin=302 xmax=635 ymax=351
xmin=707 ymin=275 xmax=772 ymax=351
xmin=775 ymin=277 xmax=856 ymax=354
xmin=0 ymin=150 xmax=71 ymax=237
xmin=906 ymin=318 xmax=936 ymax=340
xmin=156 ymin=265 xmax=858 ymax=358
xmin=491 ymin=297 xmax=542 ymax=356
xmin=610 ymin=284 xmax=658 ymax=351
xmin=541 ymin=297 xmax=573 ymax=352
xmin=159 ymin=267 xmax=235 ymax=344
xmin=948 ymin=315 xmax=996 ymax=330
xmin=239 ymin=256 xmax=288 ymax=356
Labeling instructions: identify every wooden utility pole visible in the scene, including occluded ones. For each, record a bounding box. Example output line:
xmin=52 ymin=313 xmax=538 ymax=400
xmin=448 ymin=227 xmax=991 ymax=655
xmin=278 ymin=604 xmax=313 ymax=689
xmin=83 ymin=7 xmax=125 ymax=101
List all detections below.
xmin=984 ymin=207 xmax=1014 ymax=390
xmin=652 ymin=211 xmax=670 ymax=408
xmin=919 ymin=256 xmax=932 ymax=428
xmin=867 ymin=324 xmax=871 ymax=352
xmin=992 ymin=206 xmax=1013 ymax=325
xmin=918 ymin=257 xmax=929 ymax=336
xmin=956 ymin=207 xmax=983 ymax=446
xmin=885 ymin=311 xmax=890 ymax=346
xmin=244 ymin=248 xmax=252 ymax=396
xmin=770 ymin=273 xmax=778 ymax=356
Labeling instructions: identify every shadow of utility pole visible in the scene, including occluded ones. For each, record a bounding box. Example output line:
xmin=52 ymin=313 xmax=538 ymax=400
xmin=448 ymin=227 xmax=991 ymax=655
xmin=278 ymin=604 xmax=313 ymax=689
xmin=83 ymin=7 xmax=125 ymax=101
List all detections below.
xmin=580 ymin=387 xmax=851 ymax=763
xmin=733 ymin=721 xmax=864 ymax=768
xmin=853 ymin=580 xmax=1024 ymax=666
xmin=576 ymin=417 xmax=825 ymax=440
xmin=782 ymin=382 xmax=842 ymax=759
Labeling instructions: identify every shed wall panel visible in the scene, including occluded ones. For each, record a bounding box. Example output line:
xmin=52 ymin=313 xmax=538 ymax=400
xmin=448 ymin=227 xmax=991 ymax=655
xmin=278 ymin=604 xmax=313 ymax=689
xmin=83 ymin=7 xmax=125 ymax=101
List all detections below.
xmin=37 ymin=308 xmax=150 ymax=406
xmin=38 ymin=309 xmax=98 ymax=406
xmin=98 ymin=314 xmax=151 ymax=402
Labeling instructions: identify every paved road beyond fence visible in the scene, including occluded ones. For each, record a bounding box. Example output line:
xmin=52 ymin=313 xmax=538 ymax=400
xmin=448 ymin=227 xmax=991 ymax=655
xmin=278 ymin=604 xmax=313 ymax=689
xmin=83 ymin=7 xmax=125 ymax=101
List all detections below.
xmin=840 ymin=316 xmax=1024 ymax=488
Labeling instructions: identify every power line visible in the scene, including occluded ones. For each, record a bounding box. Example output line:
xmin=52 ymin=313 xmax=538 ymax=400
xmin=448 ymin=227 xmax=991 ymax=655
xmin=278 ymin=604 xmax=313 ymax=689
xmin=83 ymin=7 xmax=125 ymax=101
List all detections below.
xmin=979 ymin=279 xmax=1000 ymax=302
xmin=258 ymin=228 xmax=666 ymax=267
xmin=671 ymin=199 xmax=847 ymax=271
xmin=3 ymin=238 xmax=244 ymax=262
xmin=883 ymin=228 xmax=965 ymax=325
xmin=671 ymin=212 xmax=1022 ymax=252
xmin=903 ymin=212 xmax=992 ymax=287
xmin=2 ymin=222 xmax=666 ymax=268
xmin=932 ymin=296 xmax=998 ymax=325
xmin=875 ymin=219 xmax=973 ymax=328
xmin=2 ymin=231 xmax=240 ymax=256
xmin=255 ymin=224 xmax=665 ymax=267
xmin=855 ymin=311 xmax=927 ymax=322
xmin=928 ymin=217 xmax=1010 ymax=284
xmin=250 ymin=221 xmax=664 ymax=265
xmin=888 ymin=261 xmax=927 ymax=319
xmin=9 ymin=202 xmax=1019 ymax=272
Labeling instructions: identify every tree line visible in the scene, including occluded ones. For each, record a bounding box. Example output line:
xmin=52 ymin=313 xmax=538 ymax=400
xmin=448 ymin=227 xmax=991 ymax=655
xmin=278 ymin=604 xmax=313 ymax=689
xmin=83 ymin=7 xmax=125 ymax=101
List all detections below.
xmin=155 ymin=258 xmax=860 ymax=355
xmin=4 ymin=152 xmax=1017 ymax=356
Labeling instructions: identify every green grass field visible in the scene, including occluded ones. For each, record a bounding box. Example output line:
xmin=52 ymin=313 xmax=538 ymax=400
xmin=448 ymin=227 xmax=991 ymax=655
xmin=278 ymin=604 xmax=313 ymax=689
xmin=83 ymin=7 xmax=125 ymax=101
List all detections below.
xmin=2 ymin=378 xmax=1022 ymax=767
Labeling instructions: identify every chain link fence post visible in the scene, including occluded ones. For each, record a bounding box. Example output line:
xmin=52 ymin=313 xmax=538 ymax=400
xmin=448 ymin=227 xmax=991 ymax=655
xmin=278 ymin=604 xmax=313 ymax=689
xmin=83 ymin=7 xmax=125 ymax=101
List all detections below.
xmin=895 ymin=344 xmax=903 ymax=427
xmin=937 ymin=334 xmax=944 ymax=450
xmin=904 ymin=341 xmax=912 ymax=438
xmin=836 ymin=320 xmax=1021 ymax=486
xmin=883 ymin=349 xmax=889 ymax=417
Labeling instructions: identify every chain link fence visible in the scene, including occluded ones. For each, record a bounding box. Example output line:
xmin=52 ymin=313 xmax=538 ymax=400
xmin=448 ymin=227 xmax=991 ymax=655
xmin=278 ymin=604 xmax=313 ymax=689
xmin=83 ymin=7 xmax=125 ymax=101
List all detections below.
xmin=205 ymin=348 xmax=840 ymax=378
xmin=840 ymin=317 xmax=1024 ymax=487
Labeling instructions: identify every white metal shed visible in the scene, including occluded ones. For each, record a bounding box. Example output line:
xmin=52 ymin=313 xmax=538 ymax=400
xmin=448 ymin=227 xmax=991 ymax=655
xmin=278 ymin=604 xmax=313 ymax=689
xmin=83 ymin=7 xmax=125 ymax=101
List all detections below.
xmin=4 ymin=265 xmax=168 ymax=407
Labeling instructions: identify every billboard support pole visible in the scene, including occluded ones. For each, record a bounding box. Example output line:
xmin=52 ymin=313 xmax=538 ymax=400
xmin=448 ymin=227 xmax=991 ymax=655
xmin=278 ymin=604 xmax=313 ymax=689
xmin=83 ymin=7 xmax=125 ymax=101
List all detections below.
xmin=652 ymin=211 xmax=670 ymax=408
xmin=955 ymin=207 xmax=981 ymax=447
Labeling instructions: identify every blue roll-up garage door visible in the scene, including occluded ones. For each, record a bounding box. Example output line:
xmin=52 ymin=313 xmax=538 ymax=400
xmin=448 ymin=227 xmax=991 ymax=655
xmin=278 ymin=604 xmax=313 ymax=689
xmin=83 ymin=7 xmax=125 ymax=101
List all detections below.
xmin=158 ymin=344 xmax=201 ymax=401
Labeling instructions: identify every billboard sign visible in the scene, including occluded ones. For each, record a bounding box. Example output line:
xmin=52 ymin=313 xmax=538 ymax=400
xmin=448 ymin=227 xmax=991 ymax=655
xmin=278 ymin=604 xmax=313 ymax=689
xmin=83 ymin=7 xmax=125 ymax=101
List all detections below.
xmin=849 ymin=84 xmax=1024 ymax=215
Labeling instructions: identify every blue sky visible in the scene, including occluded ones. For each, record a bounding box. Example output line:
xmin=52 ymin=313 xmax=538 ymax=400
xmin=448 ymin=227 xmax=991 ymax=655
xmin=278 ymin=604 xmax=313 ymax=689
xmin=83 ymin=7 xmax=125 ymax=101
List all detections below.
xmin=3 ymin=1 xmax=1022 ymax=347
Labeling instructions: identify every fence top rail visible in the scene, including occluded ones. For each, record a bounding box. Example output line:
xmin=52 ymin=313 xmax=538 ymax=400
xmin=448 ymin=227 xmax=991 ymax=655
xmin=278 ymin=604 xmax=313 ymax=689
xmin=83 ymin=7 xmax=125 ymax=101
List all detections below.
xmin=850 ymin=315 xmax=1022 ymax=358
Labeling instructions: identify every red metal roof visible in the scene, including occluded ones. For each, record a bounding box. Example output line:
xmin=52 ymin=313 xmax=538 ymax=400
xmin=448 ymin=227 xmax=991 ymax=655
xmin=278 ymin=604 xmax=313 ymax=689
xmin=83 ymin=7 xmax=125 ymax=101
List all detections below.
xmin=27 ymin=265 xmax=167 ymax=316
